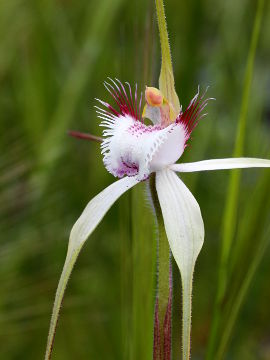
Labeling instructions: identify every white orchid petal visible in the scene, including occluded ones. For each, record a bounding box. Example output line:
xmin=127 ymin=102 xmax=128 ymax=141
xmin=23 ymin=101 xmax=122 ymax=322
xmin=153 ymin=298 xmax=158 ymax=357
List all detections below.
xmin=45 ymin=176 xmax=138 ymax=360
xmin=155 ymin=169 xmax=204 ymax=278
xmin=156 ymin=169 xmax=204 ymax=359
xmin=170 ymin=157 xmax=270 ymax=173
xmin=68 ymin=176 xmax=139 ymax=255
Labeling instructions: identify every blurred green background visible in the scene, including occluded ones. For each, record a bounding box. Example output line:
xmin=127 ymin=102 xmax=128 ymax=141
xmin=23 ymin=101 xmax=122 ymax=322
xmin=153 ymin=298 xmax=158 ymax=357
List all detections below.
xmin=1 ymin=0 xmax=270 ymax=359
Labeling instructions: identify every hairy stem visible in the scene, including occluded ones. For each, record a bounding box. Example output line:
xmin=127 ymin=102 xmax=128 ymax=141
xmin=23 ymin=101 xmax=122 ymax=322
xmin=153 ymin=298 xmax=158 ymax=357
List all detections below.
xmin=150 ymin=174 xmax=171 ymax=358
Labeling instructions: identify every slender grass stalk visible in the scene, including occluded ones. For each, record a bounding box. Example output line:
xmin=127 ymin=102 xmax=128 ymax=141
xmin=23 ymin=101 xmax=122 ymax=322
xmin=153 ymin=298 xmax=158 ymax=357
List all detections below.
xmin=119 ymin=191 xmax=133 ymax=359
xmin=231 ymin=170 xmax=270 ymax=271
xmin=206 ymin=1 xmax=265 ymax=358
xmin=216 ymin=227 xmax=270 ymax=359
xmin=131 ymin=182 xmax=156 ymax=359
xmin=215 ymin=170 xmax=270 ymax=357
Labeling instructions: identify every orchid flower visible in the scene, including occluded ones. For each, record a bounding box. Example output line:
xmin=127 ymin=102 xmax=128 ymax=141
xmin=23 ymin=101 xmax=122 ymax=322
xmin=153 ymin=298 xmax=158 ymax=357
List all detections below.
xmin=45 ymin=76 xmax=270 ymax=360
xmin=44 ymin=0 xmax=269 ymax=358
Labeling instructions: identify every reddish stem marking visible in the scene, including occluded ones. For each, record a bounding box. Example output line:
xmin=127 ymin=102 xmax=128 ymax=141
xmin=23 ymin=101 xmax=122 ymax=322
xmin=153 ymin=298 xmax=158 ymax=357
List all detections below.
xmin=154 ymin=265 xmax=173 ymax=360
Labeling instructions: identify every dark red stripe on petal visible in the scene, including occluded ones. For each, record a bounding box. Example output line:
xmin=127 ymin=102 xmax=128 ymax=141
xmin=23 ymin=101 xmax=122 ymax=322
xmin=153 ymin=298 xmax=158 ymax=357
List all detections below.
xmin=139 ymin=91 xmax=143 ymax=119
xmin=96 ymin=78 xmax=142 ymax=121
xmin=134 ymin=83 xmax=138 ymax=120
xmin=115 ymin=78 xmax=134 ymax=117
xmin=96 ymin=98 xmax=120 ymax=117
xmin=176 ymin=87 xmax=214 ymax=144
xmin=103 ymin=82 xmax=123 ymax=112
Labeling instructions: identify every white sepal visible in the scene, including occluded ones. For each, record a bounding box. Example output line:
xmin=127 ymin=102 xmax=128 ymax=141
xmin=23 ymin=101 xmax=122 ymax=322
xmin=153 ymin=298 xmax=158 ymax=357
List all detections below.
xmin=156 ymin=169 xmax=204 ymax=359
xmin=68 ymin=176 xmax=139 ymax=256
xmin=45 ymin=176 xmax=138 ymax=360
xmin=155 ymin=169 xmax=204 ymax=276
xmin=170 ymin=157 xmax=270 ymax=173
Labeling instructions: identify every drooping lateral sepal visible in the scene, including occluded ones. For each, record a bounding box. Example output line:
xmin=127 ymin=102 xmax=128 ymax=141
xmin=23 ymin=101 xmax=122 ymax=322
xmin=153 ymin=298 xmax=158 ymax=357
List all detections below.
xmin=155 ymin=169 xmax=204 ymax=275
xmin=155 ymin=169 xmax=205 ymax=360
xmin=45 ymin=176 xmax=139 ymax=360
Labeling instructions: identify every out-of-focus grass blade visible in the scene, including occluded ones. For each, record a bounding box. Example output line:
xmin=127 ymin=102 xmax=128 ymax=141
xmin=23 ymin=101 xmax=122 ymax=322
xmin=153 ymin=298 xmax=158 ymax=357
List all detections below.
xmin=231 ymin=169 xmax=270 ymax=272
xmin=207 ymin=0 xmax=265 ymax=358
xmin=30 ymin=0 xmax=125 ymax=197
xmin=131 ymin=182 xmax=155 ymax=359
xmin=218 ymin=232 xmax=270 ymax=358
xmin=220 ymin=0 xmax=265 ymax=296
xmin=119 ymin=191 xmax=133 ymax=359
xmin=215 ymin=169 xmax=270 ymax=359
xmin=0 ymin=0 xmax=28 ymax=77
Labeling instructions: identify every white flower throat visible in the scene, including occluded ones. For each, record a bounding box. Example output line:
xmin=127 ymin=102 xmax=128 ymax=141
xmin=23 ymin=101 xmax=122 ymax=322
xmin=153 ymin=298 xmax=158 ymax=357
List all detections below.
xmin=96 ymin=78 xmax=210 ymax=181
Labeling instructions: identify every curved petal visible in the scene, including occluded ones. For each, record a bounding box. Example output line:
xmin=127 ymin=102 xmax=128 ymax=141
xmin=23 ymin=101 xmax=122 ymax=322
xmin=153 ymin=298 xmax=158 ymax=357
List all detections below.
xmin=155 ymin=169 xmax=204 ymax=277
xmin=45 ymin=176 xmax=139 ymax=360
xmin=68 ymin=175 xmax=139 ymax=254
xmin=155 ymin=169 xmax=204 ymax=359
xmin=170 ymin=157 xmax=270 ymax=173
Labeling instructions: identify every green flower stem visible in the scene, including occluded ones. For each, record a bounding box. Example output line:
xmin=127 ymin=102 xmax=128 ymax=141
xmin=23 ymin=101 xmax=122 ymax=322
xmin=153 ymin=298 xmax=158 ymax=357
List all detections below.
xmin=150 ymin=174 xmax=170 ymax=357
xmin=155 ymin=0 xmax=180 ymax=113
xmin=206 ymin=0 xmax=265 ymax=358
xmin=182 ymin=273 xmax=193 ymax=360
xmin=172 ymin=262 xmax=182 ymax=360
xmin=154 ymin=0 xmax=180 ymax=347
xmin=45 ymin=247 xmax=82 ymax=360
